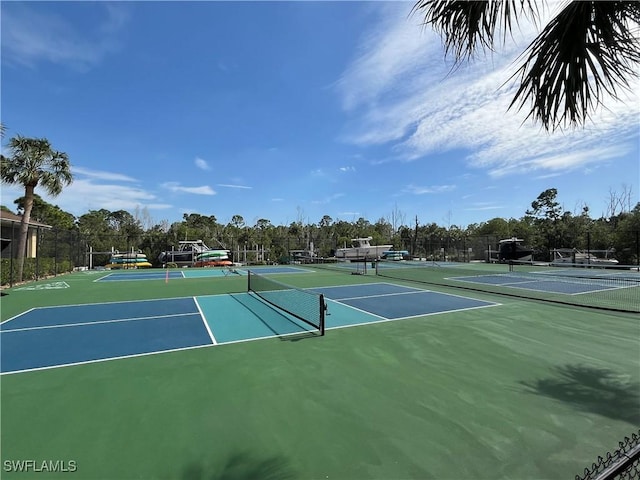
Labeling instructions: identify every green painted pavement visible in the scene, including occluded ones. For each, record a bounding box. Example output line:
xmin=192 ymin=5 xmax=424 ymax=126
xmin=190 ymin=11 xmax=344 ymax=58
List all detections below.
xmin=1 ymin=268 xmax=638 ymax=479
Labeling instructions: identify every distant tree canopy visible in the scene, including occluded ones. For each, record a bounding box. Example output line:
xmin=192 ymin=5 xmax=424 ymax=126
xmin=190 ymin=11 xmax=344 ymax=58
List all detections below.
xmin=3 ymin=187 xmax=639 ymax=266
xmin=14 ymin=194 xmax=75 ymax=230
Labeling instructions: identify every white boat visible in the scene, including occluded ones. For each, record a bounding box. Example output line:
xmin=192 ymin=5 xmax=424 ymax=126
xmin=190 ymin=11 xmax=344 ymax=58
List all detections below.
xmin=159 ymin=240 xmax=232 ymax=266
xmin=335 ymin=237 xmax=392 ymax=261
xmin=551 ymin=249 xmax=619 ymax=266
xmin=382 ymin=250 xmax=409 ymax=261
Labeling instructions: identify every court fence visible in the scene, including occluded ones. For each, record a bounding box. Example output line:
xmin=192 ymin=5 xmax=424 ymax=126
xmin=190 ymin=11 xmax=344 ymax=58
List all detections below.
xmin=1 ymin=228 xmax=85 ymax=287
xmin=576 ymin=430 xmax=640 ymax=480
xmin=372 ymin=260 xmax=640 ymax=313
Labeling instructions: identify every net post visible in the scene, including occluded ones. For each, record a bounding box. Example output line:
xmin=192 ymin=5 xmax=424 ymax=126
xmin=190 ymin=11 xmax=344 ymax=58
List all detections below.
xmin=319 ymin=294 xmax=325 ymax=336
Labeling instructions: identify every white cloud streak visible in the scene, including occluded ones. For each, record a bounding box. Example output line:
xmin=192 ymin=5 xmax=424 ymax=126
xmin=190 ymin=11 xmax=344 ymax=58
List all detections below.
xmin=1 ymin=3 xmax=130 ymax=70
xmin=217 ymin=184 xmax=252 ymax=189
xmin=312 ymin=193 xmax=345 ymax=205
xmin=73 ymin=166 xmax=137 ymax=182
xmin=161 ymin=182 xmax=216 ymax=195
xmin=403 ymin=184 xmax=456 ymax=195
xmin=337 ymin=3 xmax=640 ymax=178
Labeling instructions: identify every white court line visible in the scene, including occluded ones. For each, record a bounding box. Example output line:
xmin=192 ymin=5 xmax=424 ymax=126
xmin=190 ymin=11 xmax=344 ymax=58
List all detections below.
xmin=0 ymin=343 xmax=214 ymax=376
xmin=326 ymin=298 xmax=388 ymax=320
xmin=0 ymin=312 xmax=201 ymax=333
xmin=194 ymin=296 xmax=217 ymax=345
xmin=336 ymin=290 xmax=429 ymax=302
xmin=0 ymin=308 xmax=37 ymax=326
xmin=325 ymin=302 xmax=502 ymax=331
xmin=1 ymin=284 xmax=503 ymax=376
xmin=95 ymin=272 xmax=186 ymax=282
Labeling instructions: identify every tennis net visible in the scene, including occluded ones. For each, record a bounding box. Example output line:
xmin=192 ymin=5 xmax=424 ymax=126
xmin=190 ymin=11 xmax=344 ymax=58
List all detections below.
xmin=375 ymin=260 xmax=640 ymax=313
xmin=247 ymin=270 xmax=326 ymax=335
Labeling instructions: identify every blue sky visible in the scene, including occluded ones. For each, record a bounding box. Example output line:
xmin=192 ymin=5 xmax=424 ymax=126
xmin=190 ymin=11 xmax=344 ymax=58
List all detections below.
xmin=2 ymin=1 xmax=638 ymax=229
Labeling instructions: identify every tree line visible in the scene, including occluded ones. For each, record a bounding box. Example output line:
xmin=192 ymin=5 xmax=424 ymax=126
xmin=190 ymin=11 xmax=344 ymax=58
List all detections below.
xmin=4 ymin=187 xmax=640 ymax=268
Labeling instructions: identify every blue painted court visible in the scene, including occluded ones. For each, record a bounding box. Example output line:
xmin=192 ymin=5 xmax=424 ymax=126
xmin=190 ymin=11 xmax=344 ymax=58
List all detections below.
xmin=0 ymin=283 xmax=497 ymax=374
xmin=95 ymin=266 xmax=309 ymax=282
xmin=449 ymin=271 xmax=637 ymax=295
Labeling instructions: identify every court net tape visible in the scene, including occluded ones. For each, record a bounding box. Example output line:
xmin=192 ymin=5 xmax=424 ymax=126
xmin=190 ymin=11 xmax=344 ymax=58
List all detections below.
xmin=247 ymin=270 xmax=325 ymax=335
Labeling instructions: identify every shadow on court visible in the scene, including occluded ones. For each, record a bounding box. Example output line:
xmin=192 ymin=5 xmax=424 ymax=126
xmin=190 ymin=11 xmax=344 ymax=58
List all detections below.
xmin=181 ymin=451 xmax=296 ymax=480
xmin=520 ymin=364 xmax=640 ymax=424
xmin=228 ymin=293 xmax=320 ymax=339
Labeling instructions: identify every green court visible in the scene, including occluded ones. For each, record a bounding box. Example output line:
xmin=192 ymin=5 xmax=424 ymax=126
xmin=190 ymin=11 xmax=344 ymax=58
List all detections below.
xmin=0 ymin=265 xmax=638 ymax=479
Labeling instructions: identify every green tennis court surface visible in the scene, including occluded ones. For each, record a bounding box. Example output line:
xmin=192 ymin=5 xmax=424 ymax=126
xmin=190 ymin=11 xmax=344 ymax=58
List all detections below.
xmin=1 ymin=266 xmax=638 ymax=479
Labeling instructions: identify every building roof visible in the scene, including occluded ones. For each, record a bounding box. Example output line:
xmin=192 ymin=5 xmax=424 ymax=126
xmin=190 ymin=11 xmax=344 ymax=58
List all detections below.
xmin=0 ymin=210 xmax=52 ymax=229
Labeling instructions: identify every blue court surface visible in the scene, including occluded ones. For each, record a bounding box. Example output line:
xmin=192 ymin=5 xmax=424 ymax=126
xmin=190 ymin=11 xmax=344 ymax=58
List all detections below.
xmin=0 ymin=283 xmax=497 ymax=374
xmin=95 ymin=266 xmax=308 ymax=282
xmin=449 ymin=272 xmax=636 ymax=295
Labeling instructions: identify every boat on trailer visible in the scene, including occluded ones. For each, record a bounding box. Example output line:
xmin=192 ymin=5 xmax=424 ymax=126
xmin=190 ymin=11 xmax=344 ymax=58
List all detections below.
xmin=381 ymin=250 xmax=409 ymax=261
xmin=159 ymin=240 xmax=232 ymax=267
xmin=491 ymin=237 xmax=534 ymax=262
xmin=106 ymin=251 xmax=152 ymax=269
xmin=551 ymin=248 xmax=619 ymax=267
xmin=335 ymin=237 xmax=392 ymax=261
xmin=193 ymin=249 xmax=232 ymax=267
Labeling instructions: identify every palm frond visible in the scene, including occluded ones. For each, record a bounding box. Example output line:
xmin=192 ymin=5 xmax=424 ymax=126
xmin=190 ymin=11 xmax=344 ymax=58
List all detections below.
xmin=411 ymin=0 xmax=540 ymax=62
xmin=508 ymin=1 xmax=640 ymax=130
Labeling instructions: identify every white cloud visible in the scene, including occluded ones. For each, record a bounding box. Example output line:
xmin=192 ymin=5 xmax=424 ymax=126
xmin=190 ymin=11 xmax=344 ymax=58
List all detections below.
xmin=339 ymin=166 xmax=356 ymax=172
xmin=337 ymin=3 xmax=640 ymax=178
xmin=194 ymin=157 xmax=210 ymax=171
xmin=41 ymin=180 xmax=169 ymax=215
xmin=73 ymin=166 xmax=137 ymax=182
xmin=217 ymin=184 xmax=252 ymax=189
xmin=464 ymin=203 xmax=505 ymax=211
xmin=312 ymin=193 xmax=345 ymax=205
xmin=161 ymin=182 xmax=216 ymax=195
xmin=1 ymin=173 xmax=170 ymax=215
xmin=403 ymin=184 xmax=456 ymax=195
xmin=2 ymin=3 xmax=130 ymax=70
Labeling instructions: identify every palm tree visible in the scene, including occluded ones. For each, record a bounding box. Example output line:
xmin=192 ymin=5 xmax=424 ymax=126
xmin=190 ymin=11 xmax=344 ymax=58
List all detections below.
xmin=411 ymin=1 xmax=640 ymax=131
xmin=1 ymin=135 xmax=73 ymax=281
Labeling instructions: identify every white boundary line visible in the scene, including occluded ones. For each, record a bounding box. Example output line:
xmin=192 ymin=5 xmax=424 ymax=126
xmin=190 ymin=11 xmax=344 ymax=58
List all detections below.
xmin=449 ymin=275 xmax=624 ymax=296
xmin=336 ymin=290 xmax=430 ymax=301
xmin=1 ymin=312 xmax=201 ymax=333
xmin=326 ymin=298 xmax=387 ymax=320
xmin=0 ymin=282 xmax=502 ymax=376
xmin=94 ymin=271 xmax=187 ymax=282
xmin=194 ymin=296 xmax=217 ymax=345
xmin=325 ymin=302 xmax=501 ymax=331
xmin=0 ymin=342 xmax=215 ymax=376
xmin=0 ymin=308 xmax=37 ymax=326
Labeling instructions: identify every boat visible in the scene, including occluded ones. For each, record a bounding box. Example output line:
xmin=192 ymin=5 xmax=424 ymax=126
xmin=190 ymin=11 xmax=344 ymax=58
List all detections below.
xmin=551 ymin=249 xmax=619 ymax=267
xmin=491 ymin=237 xmax=534 ymax=262
xmin=158 ymin=240 xmax=233 ymax=267
xmin=381 ymin=250 xmax=409 ymax=261
xmin=193 ymin=249 xmax=233 ymax=267
xmin=335 ymin=237 xmax=392 ymax=261
xmin=106 ymin=251 xmax=152 ymax=269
